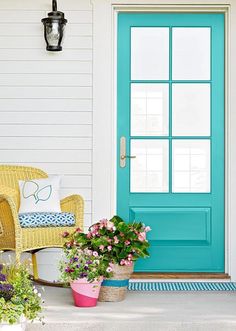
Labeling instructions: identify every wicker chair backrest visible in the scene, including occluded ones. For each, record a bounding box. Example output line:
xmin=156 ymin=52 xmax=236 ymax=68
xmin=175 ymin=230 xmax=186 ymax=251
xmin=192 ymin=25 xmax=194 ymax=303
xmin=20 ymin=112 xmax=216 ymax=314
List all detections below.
xmin=0 ymin=165 xmax=48 ymax=191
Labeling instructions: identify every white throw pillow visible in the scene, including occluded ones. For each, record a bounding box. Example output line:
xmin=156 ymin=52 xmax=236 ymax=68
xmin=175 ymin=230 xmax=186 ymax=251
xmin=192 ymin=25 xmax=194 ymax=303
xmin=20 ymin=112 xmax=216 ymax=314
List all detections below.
xmin=18 ymin=176 xmax=62 ymax=213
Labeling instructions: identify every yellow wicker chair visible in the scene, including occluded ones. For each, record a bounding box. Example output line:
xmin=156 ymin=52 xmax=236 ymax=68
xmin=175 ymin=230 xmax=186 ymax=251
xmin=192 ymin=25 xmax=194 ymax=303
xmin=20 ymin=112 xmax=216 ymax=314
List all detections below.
xmin=0 ymin=165 xmax=84 ymax=281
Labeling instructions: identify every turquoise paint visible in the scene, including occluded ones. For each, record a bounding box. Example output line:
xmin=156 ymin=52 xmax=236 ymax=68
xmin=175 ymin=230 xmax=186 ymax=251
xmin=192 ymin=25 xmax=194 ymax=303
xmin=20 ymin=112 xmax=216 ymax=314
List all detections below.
xmin=117 ymin=13 xmax=225 ymax=272
xmin=102 ymin=279 xmax=129 ymax=287
xmin=169 ymin=27 xmax=173 ymax=193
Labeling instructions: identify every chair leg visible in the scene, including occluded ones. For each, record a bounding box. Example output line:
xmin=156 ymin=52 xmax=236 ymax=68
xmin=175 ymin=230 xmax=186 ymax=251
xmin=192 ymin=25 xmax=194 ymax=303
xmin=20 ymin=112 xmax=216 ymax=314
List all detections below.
xmin=32 ymin=252 xmax=39 ymax=280
xmin=15 ymin=250 xmax=21 ymax=265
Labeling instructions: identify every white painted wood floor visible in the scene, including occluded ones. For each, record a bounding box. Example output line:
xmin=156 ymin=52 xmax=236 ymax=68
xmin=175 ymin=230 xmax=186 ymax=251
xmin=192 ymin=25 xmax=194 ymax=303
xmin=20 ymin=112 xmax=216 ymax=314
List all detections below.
xmin=28 ymin=286 xmax=236 ymax=331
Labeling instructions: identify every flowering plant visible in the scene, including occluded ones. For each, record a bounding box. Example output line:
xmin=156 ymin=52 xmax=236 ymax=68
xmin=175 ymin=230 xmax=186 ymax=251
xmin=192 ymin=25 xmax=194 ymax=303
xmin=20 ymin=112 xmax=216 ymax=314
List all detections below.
xmin=60 ymin=246 xmax=113 ymax=283
xmin=0 ymin=262 xmax=43 ymax=325
xmin=62 ymin=216 xmax=151 ymax=267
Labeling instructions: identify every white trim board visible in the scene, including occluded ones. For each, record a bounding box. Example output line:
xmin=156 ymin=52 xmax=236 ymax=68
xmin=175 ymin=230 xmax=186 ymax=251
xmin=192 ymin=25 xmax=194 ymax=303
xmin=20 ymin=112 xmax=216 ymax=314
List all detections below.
xmin=92 ymin=0 xmax=236 ymax=280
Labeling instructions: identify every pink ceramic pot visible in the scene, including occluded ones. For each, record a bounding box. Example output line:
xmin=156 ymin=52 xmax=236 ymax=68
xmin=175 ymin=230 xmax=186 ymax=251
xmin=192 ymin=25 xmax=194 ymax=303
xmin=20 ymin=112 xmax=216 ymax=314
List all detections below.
xmin=70 ymin=278 xmax=103 ymax=307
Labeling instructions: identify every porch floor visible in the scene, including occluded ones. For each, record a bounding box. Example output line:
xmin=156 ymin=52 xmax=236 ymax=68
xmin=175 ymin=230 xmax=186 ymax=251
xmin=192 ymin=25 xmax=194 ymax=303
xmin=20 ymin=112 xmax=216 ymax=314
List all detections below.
xmin=29 ymin=286 xmax=236 ymax=331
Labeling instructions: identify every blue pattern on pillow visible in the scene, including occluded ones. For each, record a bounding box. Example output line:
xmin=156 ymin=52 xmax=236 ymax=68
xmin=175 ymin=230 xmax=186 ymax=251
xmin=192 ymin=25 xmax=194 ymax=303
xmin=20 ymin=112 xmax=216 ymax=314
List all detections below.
xmin=19 ymin=212 xmax=75 ymax=228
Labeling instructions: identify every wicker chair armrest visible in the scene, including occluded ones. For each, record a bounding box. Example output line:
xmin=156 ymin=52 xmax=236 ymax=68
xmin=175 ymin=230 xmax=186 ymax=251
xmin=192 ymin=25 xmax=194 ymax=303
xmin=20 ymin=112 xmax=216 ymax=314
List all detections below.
xmin=60 ymin=195 xmax=84 ymax=230
xmin=0 ymin=186 xmax=19 ymax=206
xmin=0 ymin=187 xmax=21 ymax=234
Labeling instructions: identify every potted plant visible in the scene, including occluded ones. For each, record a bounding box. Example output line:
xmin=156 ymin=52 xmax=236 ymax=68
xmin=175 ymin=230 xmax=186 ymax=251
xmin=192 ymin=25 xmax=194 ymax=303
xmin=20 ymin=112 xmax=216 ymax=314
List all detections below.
xmin=64 ymin=216 xmax=151 ymax=302
xmin=60 ymin=235 xmax=113 ymax=308
xmin=0 ymin=262 xmax=43 ymax=330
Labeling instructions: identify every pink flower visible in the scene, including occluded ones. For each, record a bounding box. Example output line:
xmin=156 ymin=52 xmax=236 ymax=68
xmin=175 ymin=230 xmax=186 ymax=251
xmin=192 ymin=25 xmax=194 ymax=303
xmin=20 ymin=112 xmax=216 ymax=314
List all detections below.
xmin=87 ymin=249 xmax=93 ymax=256
xmin=125 ymin=240 xmax=130 ymax=246
xmin=138 ymin=232 xmax=146 ymax=242
xmin=120 ymin=259 xmax=126 ymax=266
xmin=76 ymin=227 xmax=82 ymax=233
xmin=114 ymin=236 xmax=119 ymax=244
xmin=99 ymin=218 xmax=108 ymax=228
xmin=107 ymin=238 xmax=112 ymax=243
xmin=120 ymin=233 xmax=124 ymax=237
xmin=99 ymin=245 xmax=105 ymax=251
xmin=107 ymin=245 xmax=112 ymax=251
xmin=62 ymin=231 xmax=69 ymax=238
xmin=86 ymin=232 xmax=92 ymax=239
xmin=93 ymin=251 xmax=99 ymax=257
xmin=106 ymin=267 xmax=113 ymax=273
xmin=90 ymin=225 xmax=99 ymax=236
xmin=145 ymin=226 xmax=151 ymax=232
xmin=106 ymin=220 xmax=115 ymax=231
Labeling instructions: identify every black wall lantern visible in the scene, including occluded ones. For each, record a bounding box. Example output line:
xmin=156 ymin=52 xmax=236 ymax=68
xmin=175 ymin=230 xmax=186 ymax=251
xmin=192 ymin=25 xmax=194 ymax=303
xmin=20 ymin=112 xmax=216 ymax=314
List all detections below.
xmin=42 ymin=0 xmax=67 ymax=52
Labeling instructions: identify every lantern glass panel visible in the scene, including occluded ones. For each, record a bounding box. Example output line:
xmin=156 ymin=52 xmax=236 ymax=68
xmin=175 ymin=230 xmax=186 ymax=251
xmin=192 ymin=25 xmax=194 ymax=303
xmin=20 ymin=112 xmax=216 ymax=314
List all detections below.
xmin=46 ymin=22 xmax=61 ymax=46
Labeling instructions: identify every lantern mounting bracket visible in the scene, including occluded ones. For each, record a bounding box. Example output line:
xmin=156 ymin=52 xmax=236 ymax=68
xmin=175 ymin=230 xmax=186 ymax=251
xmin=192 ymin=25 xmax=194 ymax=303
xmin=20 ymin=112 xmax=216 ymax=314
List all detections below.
xmin=52 ymin=0 xmax=57 ymax=12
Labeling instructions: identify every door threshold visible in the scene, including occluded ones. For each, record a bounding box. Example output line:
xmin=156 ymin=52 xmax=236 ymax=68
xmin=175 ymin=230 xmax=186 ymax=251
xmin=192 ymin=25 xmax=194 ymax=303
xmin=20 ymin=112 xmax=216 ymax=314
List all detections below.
xmin=131 ymin=272 xmax=230 ymax=279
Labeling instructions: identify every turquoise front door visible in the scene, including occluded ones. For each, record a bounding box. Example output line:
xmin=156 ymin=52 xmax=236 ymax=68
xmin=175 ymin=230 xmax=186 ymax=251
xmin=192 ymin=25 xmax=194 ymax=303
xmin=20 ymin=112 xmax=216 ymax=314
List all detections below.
xmin=117 ymin=13 xmax=225 ymax=272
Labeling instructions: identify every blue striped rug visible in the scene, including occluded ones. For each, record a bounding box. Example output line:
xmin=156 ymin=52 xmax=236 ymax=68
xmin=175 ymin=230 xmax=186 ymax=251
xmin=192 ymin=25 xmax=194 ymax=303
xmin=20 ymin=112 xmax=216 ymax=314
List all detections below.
xmin=128 ymin=282 xmax=236 ymax=291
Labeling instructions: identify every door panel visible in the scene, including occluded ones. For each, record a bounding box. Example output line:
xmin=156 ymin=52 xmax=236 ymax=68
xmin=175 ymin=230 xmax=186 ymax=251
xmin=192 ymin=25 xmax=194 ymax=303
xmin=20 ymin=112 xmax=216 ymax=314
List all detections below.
xmin=117 ymin=13 xmax=225 ymax=272
xmin=130 ymin=207 xmax=211 ymax=244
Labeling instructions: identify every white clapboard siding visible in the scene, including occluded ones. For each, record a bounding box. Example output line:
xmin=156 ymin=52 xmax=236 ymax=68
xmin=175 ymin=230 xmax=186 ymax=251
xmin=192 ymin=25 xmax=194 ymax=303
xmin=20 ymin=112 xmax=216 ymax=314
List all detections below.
xmin=0 ymin=74 xmax=92 ymax=87
xmin=84 ymin=214 xmax=93 ymax=227
xmin=0 ymin=23 xmax=92 ymax=37
xmin=0 ymin=99 xmax=92 ymax=111
xmin=0 ymin=112 xmax=92 ymax=124
xmin=0 ymin=49 xmax=92 ymax=61
xmin=60 ymin=188 xmax=91 ymax=200
xmin=67 ymin=11 xmax=92 ymax=23
xmin=0 ymin=137 xmax=92 ymax=150
xmin=0 ymin=10 xmax=92 ymax=24
xmin=0 ymin=36 xmax=92 ymax=49
xmin=0 ymin=11 xmax=45 ymax=23
xmin=0 ymin=87 xmax=92 ymax=99
xmin=0 ymin=125 xmax=92 ymax=137
xmin=1 ymin=162 xmax=93 ymax=175
xmin=0 ymin=150 xmax=91 ymax=163
xmin=0 ymin=0 xmax=92 ymax=10
xmin=0 ymin=0 xmax=93 ymax=250
xmin=61 ymin=175 xmax=91 ymax=188
xmin=84 ymin=201 xmax=91 ymax=213
xmin=0 ymin=61 xmax=92 ymax=74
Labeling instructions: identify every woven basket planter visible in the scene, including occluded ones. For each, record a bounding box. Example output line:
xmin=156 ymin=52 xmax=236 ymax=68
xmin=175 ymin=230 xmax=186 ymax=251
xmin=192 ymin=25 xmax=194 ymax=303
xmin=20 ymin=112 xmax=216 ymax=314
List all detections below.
xmin=98 ymin=264 xmax=134 ymax=302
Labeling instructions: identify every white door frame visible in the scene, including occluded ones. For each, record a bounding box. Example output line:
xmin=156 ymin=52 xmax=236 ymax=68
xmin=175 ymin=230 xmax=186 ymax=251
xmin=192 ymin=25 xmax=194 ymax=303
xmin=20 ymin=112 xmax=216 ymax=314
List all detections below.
xmin=92 ymin=0 xmax=236 ymax=280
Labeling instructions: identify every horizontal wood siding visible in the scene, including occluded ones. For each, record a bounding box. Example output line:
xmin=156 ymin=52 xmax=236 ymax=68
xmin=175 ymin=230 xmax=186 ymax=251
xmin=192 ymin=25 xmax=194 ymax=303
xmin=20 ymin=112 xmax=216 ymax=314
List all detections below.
xmin=0 ymin=0 xmax=93 ymax=231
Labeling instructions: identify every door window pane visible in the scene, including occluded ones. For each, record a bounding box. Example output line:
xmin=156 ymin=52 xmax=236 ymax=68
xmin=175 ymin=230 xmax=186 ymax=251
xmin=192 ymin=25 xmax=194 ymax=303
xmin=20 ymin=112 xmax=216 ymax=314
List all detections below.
xmin=172 ymin=84 xmax=211 ymax=136
xmin=131 ymin=27 xmax=169 ymax=80
xmin=172 ymin=27 xmax=211 ymax=80
xmin=131 ymin=83 xmax=169 ymax=136
xmin=130 ymin=140 xmax=169 ymax=192
xmin=172 ymin=140 xmax=210 ymax=192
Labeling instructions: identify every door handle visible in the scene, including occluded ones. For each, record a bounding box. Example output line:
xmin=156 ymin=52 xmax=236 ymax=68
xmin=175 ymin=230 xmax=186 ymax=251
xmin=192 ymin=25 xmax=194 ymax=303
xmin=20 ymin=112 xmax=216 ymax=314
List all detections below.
xmin=120 ymin=155 xmax=136 ymax=160
xmin=120 ymin=136 xmax=136 ymax=168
